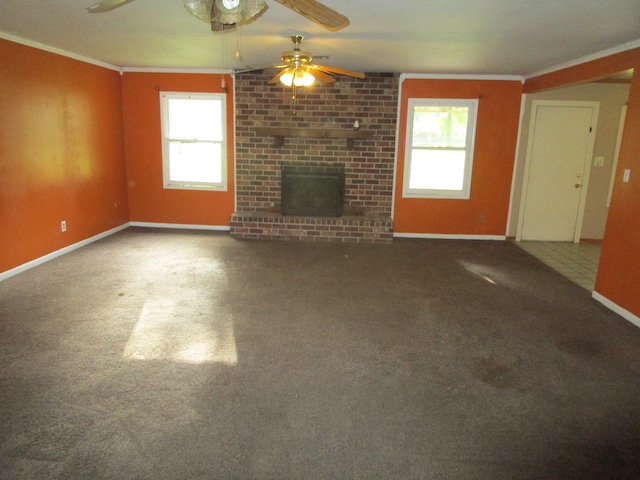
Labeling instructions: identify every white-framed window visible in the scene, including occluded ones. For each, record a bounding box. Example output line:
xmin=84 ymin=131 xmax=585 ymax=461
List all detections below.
xmin=403 ymin=98 xmax=478 ymax=199
xmin=160 ymin=92 xmax=227 ymax=191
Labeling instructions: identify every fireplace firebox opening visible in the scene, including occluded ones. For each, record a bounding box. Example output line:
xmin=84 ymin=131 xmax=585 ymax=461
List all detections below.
xmin=281 ymin=163 xmax=345 ymax=217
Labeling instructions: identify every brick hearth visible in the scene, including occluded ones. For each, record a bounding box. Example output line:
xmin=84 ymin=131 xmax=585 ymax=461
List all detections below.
xmin=230 ymin=212 xmax=393 ymax=244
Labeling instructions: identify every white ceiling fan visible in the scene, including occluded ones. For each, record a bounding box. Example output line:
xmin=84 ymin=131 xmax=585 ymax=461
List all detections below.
xmin=87 ymin=0 xmax=350 ymax=32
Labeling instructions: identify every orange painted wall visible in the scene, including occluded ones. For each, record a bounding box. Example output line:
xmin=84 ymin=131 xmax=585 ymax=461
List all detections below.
xmin=523 ymin=48 xmax=640 ymax=93
xmin=0 ymin=39 xmax=129 ymax=274
xmin=594 ymin=71 xmax=640 ymax=315
xmin=525 ymin=48 xmax=640 ymax=318
xmin=121 ymin=72 xmax=235 ymax=226
xmin=394 ymin=78 xmax=522 ymax=235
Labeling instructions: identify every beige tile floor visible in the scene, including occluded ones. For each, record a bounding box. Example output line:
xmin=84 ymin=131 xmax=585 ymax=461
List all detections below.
xmin=516 ymin=241 xmax=601 ymax=291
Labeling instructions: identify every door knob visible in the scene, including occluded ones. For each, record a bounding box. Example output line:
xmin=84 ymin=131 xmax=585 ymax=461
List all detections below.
xmin=575 ymin=183 xmax=582 ymax=188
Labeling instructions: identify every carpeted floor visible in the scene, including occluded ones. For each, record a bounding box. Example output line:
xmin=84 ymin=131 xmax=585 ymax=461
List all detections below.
xmin=1 ymin=227 xmax=640 ymax=479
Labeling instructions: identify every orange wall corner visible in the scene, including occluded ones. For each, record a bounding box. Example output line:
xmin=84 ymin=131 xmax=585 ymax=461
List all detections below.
xmin=594 ymin=69 xmax=640 ymax=316
xmin=524 ymin=48 xmax=640 ymax=94
xmin=0 ymin=38 xmax=129 ymax=274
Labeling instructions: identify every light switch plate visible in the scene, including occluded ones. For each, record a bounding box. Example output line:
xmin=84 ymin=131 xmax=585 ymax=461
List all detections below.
xmin=593 ymin=156 xmax=604 ymax=167
xmin=623 ymin=169 xmax=631 ymax=183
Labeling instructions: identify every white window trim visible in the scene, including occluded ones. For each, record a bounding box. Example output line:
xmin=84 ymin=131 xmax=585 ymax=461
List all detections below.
xmin=402 ymin=98 xmax=478 ymax=199
xmin=160 ymin=91 xmax=228 ymax=191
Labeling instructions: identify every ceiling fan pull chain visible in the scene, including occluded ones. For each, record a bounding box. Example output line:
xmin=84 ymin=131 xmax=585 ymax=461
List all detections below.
xmin=235 ymin=27 xmax=241 ymax=59
xmin=292 ymin=84 xmax=298 ymax=115
xmin=220 ymin=26 xmax=227 ymax=89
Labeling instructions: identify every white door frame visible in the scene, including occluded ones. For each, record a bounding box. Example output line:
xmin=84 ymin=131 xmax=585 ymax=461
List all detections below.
xmin=516 ymin=100 xmax=600 ymax=243
xmin=607 ymin=105 xmax=627 ymax=207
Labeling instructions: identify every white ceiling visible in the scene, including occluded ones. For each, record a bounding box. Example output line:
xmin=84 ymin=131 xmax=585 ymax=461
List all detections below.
xmin=1 ymin=0 xmax=639 ymax=77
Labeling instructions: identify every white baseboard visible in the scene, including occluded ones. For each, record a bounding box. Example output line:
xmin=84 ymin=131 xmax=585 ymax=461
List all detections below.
xmin=0 ymin=223 xmax=129 ymax=282
xmin=1 ymin=222 xmax=232 ymax=281
xmin=393 ymin=233 xmax=506 ymax=241
xmin=129 ymin=222 xmax=230 ymax=232
xmin=592 ymin=291 xmax=640 ymax=329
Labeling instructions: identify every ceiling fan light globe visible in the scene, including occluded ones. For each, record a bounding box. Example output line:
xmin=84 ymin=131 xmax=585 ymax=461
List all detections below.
xmin=201 ymin=0 xmax=268 ymax=29
xmin=296 ymin=72 xmax=315 ymax=87
xmin=279 ymin=70 xmax=315 ymax=87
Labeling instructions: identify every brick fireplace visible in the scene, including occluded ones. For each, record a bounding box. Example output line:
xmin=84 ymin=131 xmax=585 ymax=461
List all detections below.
xmin=230 ymin=71 xmax=399 ymax=243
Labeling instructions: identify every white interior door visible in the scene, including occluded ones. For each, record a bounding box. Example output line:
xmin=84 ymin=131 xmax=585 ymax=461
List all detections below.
xmin=519 ymin=101 xmax=599 ymax=242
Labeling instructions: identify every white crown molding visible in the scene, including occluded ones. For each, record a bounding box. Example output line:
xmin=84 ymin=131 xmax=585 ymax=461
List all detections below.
xmin=524 ymin=37 xmax=640 ymax=80
xmin=122 ymin=67 xmax=233 ymax=74
xmin=0 ymin=31 xmax=121 ymax=72
xmin=401 ymin=73 xmax=524 ymax=83
xmin=0 ymin=32 xmax=231 ymax=75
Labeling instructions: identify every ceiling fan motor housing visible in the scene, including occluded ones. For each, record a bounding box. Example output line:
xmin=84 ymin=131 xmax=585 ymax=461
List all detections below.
xmin=281 ymin=50 xmax=313 ymax=68
xmin=281 ymin=35 xmax=312 ymax=68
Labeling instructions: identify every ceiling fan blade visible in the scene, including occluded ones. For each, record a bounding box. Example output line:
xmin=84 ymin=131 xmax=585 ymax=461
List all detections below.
xmin=313 ymin=64 xmax=366 ymax=79
xmin=87 ymin=0 xmax=136 ymax=13
xmin=307 ymin=67 xmax=336 ymax=84
xmin=233 ymin=64 xmax=285 ymax=74
xmin=268 ymin=69 xmax=291 ymax=84
xmin=182 ymin=0 xmax=214 ymax=24
xmin=273 ymin=0 xmax=349 ymax=31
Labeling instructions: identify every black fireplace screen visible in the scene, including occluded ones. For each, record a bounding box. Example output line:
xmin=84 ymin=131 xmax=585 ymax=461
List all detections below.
xmin=281 ymin=164 xmax=345 ymax=217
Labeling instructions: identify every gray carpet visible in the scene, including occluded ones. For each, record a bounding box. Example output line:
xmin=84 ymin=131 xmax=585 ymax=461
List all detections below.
xmin=1 ymin=227 xmax=640 ymax=479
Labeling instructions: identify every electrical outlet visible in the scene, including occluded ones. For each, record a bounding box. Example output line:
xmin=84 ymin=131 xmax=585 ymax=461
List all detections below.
xmin=593 ymin=156 xmax=605 ymax=167
xmin=61 ymin=220 xmax=67 ymax=232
